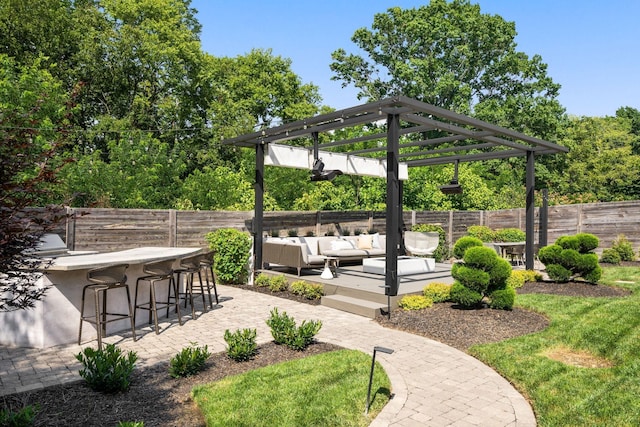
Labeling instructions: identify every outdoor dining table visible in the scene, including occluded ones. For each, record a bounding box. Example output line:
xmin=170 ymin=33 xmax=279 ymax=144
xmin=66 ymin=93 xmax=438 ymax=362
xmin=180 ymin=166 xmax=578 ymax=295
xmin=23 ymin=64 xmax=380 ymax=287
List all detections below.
xmin=0 ymin=247 xmax=202 ymax=348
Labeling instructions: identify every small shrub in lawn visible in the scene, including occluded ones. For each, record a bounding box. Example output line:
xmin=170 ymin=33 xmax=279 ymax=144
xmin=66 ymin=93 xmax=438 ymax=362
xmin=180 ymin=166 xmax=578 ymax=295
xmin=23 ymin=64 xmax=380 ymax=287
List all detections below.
xmin=399 ymin=295 xmax=433 ymax=310
xmin=266 ymin=308 xmax=322 ymax=351
xmin=423 ymin=282 xmax=452 ymax=302
xmin=268 ymin=275 xmax=289 ymax=292
xmin=76 ymin=344 xmax=138 ymax=393
xmin=254 ymin=273 xmax=271 ymax=288
xmin=169 ymin=342 xmax=211 ymax=378
xmin=539 ymin=233 xmax=602 ymax=283
xmin=612 ymin=234 xmax=636 ymax=261
xmin=224 ymin=328 xmax=257 ymax=362
xmin=290 ymin=280 xmax=323 ymax=300
xmin=600 ymin=248 xmax=621 ymax=265
xmin=0 ymin=404 xmax=38 ymax=426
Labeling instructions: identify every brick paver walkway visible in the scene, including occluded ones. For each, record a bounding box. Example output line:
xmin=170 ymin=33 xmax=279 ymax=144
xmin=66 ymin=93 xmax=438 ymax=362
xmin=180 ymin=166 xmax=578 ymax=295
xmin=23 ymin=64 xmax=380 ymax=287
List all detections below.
xmin=0 ymin=285 xmax=536 ymax=426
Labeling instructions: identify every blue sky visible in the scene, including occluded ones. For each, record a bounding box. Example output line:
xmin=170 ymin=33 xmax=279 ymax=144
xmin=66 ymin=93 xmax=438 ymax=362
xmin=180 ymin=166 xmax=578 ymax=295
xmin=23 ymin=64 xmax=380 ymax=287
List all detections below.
xmin=190 ymin=0 xmax=639 ymax=117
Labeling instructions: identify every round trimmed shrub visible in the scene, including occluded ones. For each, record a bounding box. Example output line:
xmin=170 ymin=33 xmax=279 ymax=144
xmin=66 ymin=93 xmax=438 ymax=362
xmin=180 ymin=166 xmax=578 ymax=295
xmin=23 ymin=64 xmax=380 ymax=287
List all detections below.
xmin=538 ymin=244 xmax=563 ymax=265
xmin=489 ymin=287 xmax=516 ymax=310
xmin=546 ymin=264 xmax=572 ymax=282
xmin=268 ymin=275 xmax=289 ymax=292
xmin=575 ymin=253 xmax=599 ymax=274
xmin=612 ymin=234 xmax=636 ymax=261
xmin=451 ymin=264 xmax=490 ymax=294
xmin=600 ymin=248 xmax=622 ymax=265
xmin=254 ymin=273 xmax=271 ymax=287
xmin=463 ymin=246 xmax=498 ymax=269
xmin=423 ymin=282 xmax=452 ymax=303
xmin=560 ymin=249 xmax=581 ymax=270
xmin=506 ymin=272 xmax=525 ymax=289
xmin=450 ymin=281 xmax=483 ymax=308
xmin=556 ymin=235 xmax=580 ymax=250
xmin=453 ymin=236 xmax=483 ymax=259
xmin=583 ymin=265 xmax=603 ymax=283
xmin=488 ymin=258 xmax=513 ymax=287
xmin=576 ymin=233 xmax=599 ymax=253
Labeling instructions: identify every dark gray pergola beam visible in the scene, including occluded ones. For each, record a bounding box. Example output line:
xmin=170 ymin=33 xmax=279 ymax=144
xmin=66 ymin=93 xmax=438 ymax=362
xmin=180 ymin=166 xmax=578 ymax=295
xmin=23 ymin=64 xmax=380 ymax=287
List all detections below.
xmin=399 ymin=142 xmax=497 ymax=159
xmin=318 ymin=124 xmax=436 ymax=151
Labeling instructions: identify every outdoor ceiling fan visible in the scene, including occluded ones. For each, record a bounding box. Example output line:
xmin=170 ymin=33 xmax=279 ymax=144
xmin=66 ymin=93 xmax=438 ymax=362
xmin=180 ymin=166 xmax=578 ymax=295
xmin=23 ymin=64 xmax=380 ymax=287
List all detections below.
xmin=439 ymin=160 xmax=463 ymax=194
xmin=310 ymin=131 xmax=342 ymax=182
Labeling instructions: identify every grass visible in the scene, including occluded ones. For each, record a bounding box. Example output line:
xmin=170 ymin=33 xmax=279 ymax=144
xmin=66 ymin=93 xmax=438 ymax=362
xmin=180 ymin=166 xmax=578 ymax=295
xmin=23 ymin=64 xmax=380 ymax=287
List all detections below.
xmin=470 ymin=267 xmax=640 ymax=426
xmin=191 ymin=349 xmax=391 ymax=426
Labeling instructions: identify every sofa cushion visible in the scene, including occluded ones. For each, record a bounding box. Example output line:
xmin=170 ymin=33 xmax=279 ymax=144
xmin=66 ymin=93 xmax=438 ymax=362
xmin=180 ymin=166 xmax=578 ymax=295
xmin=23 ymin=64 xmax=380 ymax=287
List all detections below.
xmin=330 ymin=239 xmax=355 ymax=251
xmin=322 ymin=249 xmax=369 ymax=258
xmin=356 ymin=235 xmax=373 ymax=249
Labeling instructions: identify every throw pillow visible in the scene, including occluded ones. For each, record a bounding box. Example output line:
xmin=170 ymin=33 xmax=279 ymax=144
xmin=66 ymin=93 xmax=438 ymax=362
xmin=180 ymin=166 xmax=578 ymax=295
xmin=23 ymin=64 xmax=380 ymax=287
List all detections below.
xmin=330 ymin=239 xmax=355 ymax=251
xmin=357 ymin=235 xmax=373 ymax=249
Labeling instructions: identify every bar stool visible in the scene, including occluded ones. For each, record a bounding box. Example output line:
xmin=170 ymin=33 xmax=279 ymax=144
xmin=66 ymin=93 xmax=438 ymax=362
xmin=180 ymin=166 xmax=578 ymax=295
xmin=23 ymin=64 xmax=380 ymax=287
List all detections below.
xmin=198 ymin=251 xmax=219 ymax=307
xmin=78 ymin=263 xmax=136 ymax=349
xmin=134 ymin=259 xmax=183 ymax=334
xmin=174 ymin=254 xmax=208 ymax=318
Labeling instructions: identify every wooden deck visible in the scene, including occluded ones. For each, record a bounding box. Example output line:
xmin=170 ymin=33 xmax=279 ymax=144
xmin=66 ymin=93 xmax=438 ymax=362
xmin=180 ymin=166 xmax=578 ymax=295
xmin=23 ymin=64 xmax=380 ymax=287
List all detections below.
xmin=258 ymin=262 xmax=454 ymax=318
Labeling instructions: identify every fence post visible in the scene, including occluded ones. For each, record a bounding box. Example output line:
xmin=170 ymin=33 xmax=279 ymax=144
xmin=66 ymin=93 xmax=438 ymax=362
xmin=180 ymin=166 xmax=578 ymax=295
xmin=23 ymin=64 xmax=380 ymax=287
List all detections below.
xmin=169 ymin=209 xmax=177 ymax=247
xmin=65 ymin=206 xmax=76 ymax=250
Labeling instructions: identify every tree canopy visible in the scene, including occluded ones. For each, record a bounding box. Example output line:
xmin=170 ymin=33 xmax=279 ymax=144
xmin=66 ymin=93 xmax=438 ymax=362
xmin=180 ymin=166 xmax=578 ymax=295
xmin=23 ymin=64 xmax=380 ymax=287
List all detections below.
xmin=1 ymin=0 xmax=639 ymax=213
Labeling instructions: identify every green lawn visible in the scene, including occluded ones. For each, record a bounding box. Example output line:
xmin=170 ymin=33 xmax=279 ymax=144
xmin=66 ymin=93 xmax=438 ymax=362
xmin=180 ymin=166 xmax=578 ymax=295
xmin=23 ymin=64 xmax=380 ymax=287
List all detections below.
xmin=470 ymin=267 xmax=640 ymax=426
xmin=191 ymin=349 xmax=391 ymax=427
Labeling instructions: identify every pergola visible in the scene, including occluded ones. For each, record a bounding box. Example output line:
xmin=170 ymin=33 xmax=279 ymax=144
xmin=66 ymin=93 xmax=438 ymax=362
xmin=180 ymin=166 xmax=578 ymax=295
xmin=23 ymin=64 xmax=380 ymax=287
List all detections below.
xmin=222 ymin=96 xmax=568 ymax=296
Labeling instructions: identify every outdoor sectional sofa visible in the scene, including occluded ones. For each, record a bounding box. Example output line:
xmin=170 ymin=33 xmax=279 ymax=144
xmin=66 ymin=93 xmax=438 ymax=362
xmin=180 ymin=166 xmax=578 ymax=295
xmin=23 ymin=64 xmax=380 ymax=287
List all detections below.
xmin=262 ymin=234 xmax=387 ymax=276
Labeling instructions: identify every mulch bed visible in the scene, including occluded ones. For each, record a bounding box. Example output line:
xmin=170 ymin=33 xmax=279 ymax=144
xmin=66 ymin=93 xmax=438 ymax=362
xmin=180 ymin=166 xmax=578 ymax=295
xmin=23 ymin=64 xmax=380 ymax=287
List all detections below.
xmin=1 ymin=279 xmax=632 ymax=426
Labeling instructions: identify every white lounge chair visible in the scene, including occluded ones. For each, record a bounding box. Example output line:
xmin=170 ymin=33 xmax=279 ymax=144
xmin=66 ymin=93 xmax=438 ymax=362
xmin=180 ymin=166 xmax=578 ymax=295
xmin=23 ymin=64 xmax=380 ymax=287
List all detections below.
xmin=404 ymin=231 xmax=439 ymax=257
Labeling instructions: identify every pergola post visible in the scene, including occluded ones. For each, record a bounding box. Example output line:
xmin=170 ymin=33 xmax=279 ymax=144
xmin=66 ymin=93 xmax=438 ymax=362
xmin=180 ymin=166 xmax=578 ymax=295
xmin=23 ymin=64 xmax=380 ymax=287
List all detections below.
xmin=525 ymin=150 xmax=535 ymax=270
xmin=254 ymin=142 xmax=265 ymax=275
xmin=385 ymin=113 xmax=401 ymax=296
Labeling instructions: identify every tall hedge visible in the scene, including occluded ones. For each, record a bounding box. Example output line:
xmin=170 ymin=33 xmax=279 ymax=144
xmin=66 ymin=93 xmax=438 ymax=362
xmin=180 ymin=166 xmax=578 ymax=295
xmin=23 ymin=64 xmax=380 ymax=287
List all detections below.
xmin=205 ymin=228 xmax=252 ymax=284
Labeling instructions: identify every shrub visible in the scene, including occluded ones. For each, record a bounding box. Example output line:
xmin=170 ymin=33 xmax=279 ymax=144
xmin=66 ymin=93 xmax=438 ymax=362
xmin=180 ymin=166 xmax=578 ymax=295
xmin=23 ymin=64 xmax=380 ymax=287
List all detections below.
xmin=399 ymin=295 xmax=433 ymax=310
xmin=0 ymin=404 xmax=38 ymax=426
xmin=254 ymin=273 xmax=271 ymax=287
xmin=76 ymin=344 xmax=138 ymax=393
xmin=452 ymin=236 xmax=483 ymax=259
xmin=205 ymin=228 xmax=252 ymax=284
xmin=290 ymin=280 xmax=323 ymax=300
xmin=169 ymin=343 xmax=211 ymax=378
xmin=539 ymin=233 xmax=602 ymax=283
xmin=224 ymin=328 xmax=257 ymax=362
xmin=600 ymin=248 xmax=622 ymax=265
xmin=268 ymin=275 xmax=289 ymax=292
xmin=412 ymin=224 xmax=449 ymax=261
xmin=265 ymin=308 xmax=322 ymax=351
xmin=507 ymin=270 xmax=540 ymax=289
xmin=423 ymin=282 xmax=452 ymax=303
xmin=612 ymin=234 xmax=636 ymax=261
xmin=466 ymin=225 xmax=495 ymax=242
xmin=489 ymin=287 xmax=516 ymax=310
xmin=117 ymin=422 xmax=144 ymax=427
xmin=287 ymin=229 xmax=298 ymax=237
xmin=494 ymin=228 xmax=526 ymax=242
xmin=450 ymin=281 xmax=483 ymax=307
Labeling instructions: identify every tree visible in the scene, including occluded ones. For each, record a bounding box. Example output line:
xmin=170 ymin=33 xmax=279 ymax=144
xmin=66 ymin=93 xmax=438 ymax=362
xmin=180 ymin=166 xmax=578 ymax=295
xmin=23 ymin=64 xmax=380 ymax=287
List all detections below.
xmin=0 ymin=54 xmax=72 ymax=311
xmin=331 ymin=0 xmax=564 ymax=139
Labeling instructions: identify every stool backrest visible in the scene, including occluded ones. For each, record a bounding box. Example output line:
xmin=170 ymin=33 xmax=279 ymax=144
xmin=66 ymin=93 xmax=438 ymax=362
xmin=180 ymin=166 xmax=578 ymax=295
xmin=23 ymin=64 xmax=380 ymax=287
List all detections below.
xmin=179 ymin=254 xmax=201 ymax=269
xmin=199 ymin=251 xmax=215 ymax=266
xmin=87 ymin=263 xmax=129 ymax=285
xmin=143 ymin=259 xmax=175 ymax=275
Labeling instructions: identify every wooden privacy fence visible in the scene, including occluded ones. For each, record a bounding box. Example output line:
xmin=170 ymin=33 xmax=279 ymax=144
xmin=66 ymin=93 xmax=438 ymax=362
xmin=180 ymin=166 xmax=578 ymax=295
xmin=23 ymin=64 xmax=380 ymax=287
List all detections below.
xmin=60 ymin=200 xmax=640 ymax=253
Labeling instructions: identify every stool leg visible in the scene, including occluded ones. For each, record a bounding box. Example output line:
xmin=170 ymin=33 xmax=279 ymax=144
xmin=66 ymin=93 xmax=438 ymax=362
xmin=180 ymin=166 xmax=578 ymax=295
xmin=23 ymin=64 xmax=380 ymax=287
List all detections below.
xmin=133 ymin=279 xmax=141 ymax=327
xmin=209 ymin=265 xmax=219 ymax=305
xmin=150 ymin=279 xmax=159 ymax=334
xmin=78 ymin=286 xmax=88 ymax=345
xmin=167 ymin=275 xmax=183 ymax=326
xmin=197 ymin=270 xmax=207 ymax=312
xmin=124 ymin=285 xmax=137 ymax=342
xmin=94 ymin=288 xmax=103 ymax=350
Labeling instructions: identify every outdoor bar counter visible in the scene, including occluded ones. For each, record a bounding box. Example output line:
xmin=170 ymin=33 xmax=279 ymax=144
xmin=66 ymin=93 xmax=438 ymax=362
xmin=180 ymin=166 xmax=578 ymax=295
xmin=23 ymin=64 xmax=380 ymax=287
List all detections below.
xmin=0 ymin=247 xmax=202 ymax=348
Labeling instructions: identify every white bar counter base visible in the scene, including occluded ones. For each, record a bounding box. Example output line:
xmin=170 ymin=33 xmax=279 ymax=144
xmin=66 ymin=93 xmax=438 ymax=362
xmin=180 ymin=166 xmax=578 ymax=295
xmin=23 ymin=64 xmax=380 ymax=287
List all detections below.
xmin=0 ymin=247 xmax=202 ymax=348
xmin=362 ymin=256 xmax=436 ymax=276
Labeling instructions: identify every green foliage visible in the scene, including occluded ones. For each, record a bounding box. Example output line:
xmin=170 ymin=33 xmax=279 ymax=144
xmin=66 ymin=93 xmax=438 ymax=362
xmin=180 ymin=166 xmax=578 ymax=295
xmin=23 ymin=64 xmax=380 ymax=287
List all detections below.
xmin=169 ymin=343 xmax=211 ymax=378
xmin=453 ymin=236 xmax=483 ymax=259
xmin=466 ymin=225 xmax=495 ymax=242
xmin=423 ymin=282 xmax=452 ymax=303
xmin=450 ymin=281 xmax=483 ymax=307
xmin=539 ymin=233 xmax=602 ymax=283
xmin=117 ymin=422 xmax=144 ymax=427
xmin=600 ymin=248 xmax=622 ymax=265
xmin=205 ymin=229 xmax=252 ymax=284
xmin=488 ymin=287 xmax=515 ymax=310
xmin=0 ymin=404 xmax=38 ymax=427
xmin=452 ymin=264 xmax=490 ymax=294
xmin=75 ymin=344 xmax=138 ymax=393
xmin=265 ymin=308 xmax=322 ymax=351
xmin=611 ymin=234 xmax=636 ymax=261
xmin=254 ymin=273 xmax=271 ymax=287
xmin=398 ymin=295 xmax=433 ymax=310
xmin=493 ymin=228 xmax=526 ymax=242
xmin=411 ymin=224 xmax=449 ymax=261
xmin=289 ymin=280 xmax=324 ymax=300
xmin=268 ymin=275 xmax=289 ymax=292
xmin=224 ymin=328 xmax=257 ymax=362
xmin=287 ymin=229 xmax=298 ymax=237
xmin=507 ymin=270 xmax=541 ymax=289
